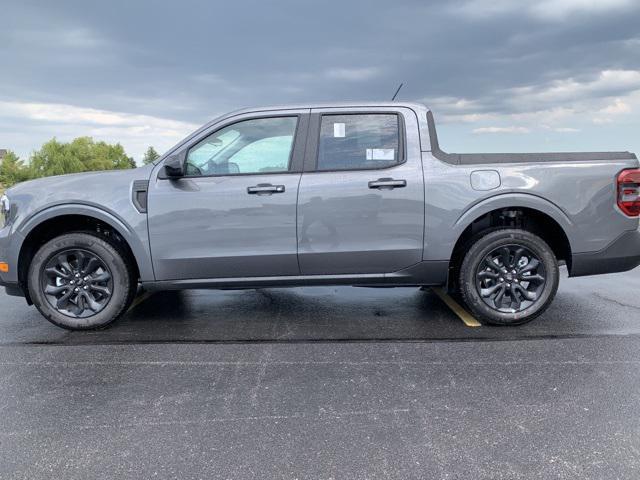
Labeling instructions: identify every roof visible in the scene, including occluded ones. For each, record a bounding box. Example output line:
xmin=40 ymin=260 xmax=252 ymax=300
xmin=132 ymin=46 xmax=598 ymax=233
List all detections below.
xmin=224 ymin=101 xmax=429 ymax=117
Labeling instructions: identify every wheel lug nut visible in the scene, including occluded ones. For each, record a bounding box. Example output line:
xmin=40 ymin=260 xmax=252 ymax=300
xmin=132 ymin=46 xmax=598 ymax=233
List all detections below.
xmin=83 ymin=285 xmax=88 ymax=290
xmin=74 ymin=287 xmax=79 ymax=292
xmin=499 ymin=278 xmax=504 ymax=282
xmin=507 ymin=283 xmax=511 ymax=287
xmin=70 ymin=280 xmax=75 ymax=285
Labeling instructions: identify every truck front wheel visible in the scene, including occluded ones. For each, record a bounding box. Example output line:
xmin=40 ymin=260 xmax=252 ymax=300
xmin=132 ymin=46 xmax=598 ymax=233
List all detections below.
xmin=27 ymin=232 xmax=135 ymax=330
xmin=459 ymin=229 xmax=559 ymax=325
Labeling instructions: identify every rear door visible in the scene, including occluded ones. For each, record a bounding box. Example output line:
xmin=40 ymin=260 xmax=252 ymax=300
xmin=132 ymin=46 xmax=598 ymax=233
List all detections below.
xmin=148 ymin=110 xmax=309 ymax=280
xmin=297 ymin=107 xmax=424 ymax=275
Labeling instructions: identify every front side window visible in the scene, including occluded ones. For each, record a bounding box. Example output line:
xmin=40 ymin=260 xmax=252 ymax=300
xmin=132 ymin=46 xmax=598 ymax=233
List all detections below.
xmin=317 ymin=114 xmax=400 ymax=171
xmin=186 ymin=116 xmax=298 ymax=176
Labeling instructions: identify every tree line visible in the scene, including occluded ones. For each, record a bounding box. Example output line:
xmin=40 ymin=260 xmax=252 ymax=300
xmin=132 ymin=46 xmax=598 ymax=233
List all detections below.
xmin=0 ymin=139 xmax=161 ymax=189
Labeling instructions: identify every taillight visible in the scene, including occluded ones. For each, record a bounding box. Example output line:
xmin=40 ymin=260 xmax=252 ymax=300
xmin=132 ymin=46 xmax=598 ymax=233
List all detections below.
xmin=617 ymin=169 xmax=640 ymax=217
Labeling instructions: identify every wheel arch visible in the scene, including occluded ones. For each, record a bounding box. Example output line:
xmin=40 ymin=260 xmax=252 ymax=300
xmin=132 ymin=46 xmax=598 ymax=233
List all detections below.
xmin=447 ymin=195 xmax=573 ymax=289
xmin=17 ymin=205 xmax=152 ymax=299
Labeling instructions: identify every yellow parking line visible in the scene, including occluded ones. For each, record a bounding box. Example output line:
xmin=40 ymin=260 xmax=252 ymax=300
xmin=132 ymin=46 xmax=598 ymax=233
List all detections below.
xmin=431 ymin=288 xmax=482 ymax=328
xmin=127 ymin=290 xmax=154 ymax=313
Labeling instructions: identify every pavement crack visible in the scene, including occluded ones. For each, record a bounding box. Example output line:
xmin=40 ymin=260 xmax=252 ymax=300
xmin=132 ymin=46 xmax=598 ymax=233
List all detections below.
xmin=249 ymin=346 xmax=273 ymax=407
xmin=592 ymin=293 xmax=640 ymax=310
xmin=3 ymin=359 xmax=640 ymax=367
xmin=0 ymin=407 xmax=414 ymax=437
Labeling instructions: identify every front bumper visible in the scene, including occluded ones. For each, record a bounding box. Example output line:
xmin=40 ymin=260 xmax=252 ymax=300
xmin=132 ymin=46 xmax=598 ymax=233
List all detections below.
xmin=0 ymin=223 xmax=25 ymax=297
xmin=571 ymin=228 xmax=640 ymax=277
xmin=0 ymin=279 xmax=24 ymax=297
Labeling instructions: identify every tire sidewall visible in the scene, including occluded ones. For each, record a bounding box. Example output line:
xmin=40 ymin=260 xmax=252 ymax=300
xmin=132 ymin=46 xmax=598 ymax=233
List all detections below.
xmin=460 ymin=230 xmax=559 ymax=325
xmin=28 ymin=233 xmax=131 ymax=330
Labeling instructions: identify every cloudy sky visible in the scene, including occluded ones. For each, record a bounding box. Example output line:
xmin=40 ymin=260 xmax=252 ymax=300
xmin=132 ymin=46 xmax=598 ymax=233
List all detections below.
xmin=2 ymin=0 xmax=639 ymax=164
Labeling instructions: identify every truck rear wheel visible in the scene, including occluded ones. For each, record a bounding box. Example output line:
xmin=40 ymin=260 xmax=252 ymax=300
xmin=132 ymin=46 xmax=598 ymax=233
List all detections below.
xmin=27 ymin=232 xmax=135 ymax=330
xmin=459 ymin=229 xmax=559 ymax=325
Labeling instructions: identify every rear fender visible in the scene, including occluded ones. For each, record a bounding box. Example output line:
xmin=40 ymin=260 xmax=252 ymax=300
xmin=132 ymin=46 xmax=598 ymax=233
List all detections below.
xmin=443 ymin=193 xmax=575 ymax=260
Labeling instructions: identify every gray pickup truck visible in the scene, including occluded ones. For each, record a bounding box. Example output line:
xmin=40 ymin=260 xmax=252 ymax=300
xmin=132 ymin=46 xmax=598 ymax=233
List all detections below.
xmin=1 ymin=102 xmax=639 ymax=329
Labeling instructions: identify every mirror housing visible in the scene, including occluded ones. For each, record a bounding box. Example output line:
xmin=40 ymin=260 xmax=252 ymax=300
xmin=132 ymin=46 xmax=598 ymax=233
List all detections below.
xmin=164 ymin=152 xmax=186 ymax=178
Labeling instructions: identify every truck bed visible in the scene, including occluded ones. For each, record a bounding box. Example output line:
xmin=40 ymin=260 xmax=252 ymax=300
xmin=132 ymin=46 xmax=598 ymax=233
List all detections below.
xmin=426 ymin=111 xmax=637 ymax=165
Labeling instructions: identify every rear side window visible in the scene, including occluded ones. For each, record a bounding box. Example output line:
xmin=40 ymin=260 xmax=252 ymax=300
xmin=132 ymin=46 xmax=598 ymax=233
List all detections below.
xmin=317 ymin=114 xmax=401 ymax=171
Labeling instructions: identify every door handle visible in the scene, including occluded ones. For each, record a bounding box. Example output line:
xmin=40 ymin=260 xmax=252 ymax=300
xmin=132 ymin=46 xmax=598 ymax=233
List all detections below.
xmin=247 ymin=184 xmax=285 ymax=195
xmin=368 ymin=178 xmax=407 ymax=189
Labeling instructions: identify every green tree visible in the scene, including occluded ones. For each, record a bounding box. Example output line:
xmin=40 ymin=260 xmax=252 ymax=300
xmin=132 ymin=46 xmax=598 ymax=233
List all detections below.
xmin=142 ymin=146 xmax=160 ymax=165
xmin=0 ymin=151 xmax=34 ymax=188
xmin=30 ymin=137 xmax=135 ymax=178
xmin=0 ymin=138 xmax=135 ymax=189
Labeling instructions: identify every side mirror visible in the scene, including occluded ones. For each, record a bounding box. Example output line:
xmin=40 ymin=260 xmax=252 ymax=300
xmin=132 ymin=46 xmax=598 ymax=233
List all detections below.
xmin=164 ymin=153 xmax=186 ymax=178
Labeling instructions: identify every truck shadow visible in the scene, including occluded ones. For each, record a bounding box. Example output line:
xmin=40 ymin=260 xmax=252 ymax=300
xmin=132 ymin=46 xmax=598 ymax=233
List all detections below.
xmin=98 ymin=281 xmax=640 ymax=343
xmin=3 ymin=269 xmax=639 ymax=345
xmin=116 ymin=287 xmax=463 ymax=342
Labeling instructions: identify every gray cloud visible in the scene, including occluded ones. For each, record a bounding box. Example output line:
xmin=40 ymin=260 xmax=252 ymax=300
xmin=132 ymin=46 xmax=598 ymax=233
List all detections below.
xmin=1 ymin=0 xmax=639 ymax=160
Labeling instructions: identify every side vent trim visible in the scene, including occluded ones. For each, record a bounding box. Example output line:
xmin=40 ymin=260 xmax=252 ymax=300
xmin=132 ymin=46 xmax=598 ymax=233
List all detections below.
xmin=132 ymin=180 xmax=149 ymax=213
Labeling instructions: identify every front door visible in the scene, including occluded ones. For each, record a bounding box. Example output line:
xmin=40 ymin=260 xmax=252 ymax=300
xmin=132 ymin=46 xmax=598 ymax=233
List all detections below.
xmin=148 ymin=111 xmax=309 ymax=280
xmin=297 ymin=108 xmax=424 ymax=275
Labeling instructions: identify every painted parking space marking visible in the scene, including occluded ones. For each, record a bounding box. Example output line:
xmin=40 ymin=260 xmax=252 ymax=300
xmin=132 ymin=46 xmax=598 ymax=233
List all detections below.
xmin=127 ymin=291 xmax=154 ymax=314
xmin=431 ymin=288 xmax=482 ymax=328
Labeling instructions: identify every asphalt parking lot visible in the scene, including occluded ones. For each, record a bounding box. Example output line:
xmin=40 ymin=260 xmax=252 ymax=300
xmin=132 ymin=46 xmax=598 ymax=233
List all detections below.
xmin=2 ymin=267 xmax=640 ymax=479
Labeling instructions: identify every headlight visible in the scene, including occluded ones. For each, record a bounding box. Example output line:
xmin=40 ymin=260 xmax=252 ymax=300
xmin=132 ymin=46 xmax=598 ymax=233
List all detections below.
xmin=0 ymin=195 xmax=10 ymax=228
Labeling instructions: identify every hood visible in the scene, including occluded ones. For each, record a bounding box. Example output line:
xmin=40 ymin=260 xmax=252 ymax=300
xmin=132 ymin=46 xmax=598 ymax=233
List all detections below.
xmin=6 ymin=165 xmax=154 ymax=197
xmin=6 ymin=165 xmax=153 ymax=195
xmin=5 ymin=164 xmax=155 ymax=232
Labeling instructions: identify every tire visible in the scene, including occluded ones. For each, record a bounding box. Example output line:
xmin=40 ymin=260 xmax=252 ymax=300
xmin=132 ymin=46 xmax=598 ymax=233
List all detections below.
xmin=28 ymin=232 xmax=135 ymax=330
xmin=459 ymin=229 xmax=559 ymax=326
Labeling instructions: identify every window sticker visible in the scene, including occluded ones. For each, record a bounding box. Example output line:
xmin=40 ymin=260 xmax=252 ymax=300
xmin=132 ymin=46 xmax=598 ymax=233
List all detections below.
xmin=333 ymin=123 xmax=346 ymax=138
xmin=366 ymin=148 xmax=395 ymax=161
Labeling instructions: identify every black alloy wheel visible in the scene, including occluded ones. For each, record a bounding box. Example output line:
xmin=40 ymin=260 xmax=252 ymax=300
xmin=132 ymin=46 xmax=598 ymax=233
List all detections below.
xmin=41 ymin=248 xmax=114 ymax=318
xmin=28 ymin=232 xmax=135 ymax=330
xmin=458 ymin=229 xmax=559 ymax=325
xmin=475 ymin=245 xmax=546 ymax=313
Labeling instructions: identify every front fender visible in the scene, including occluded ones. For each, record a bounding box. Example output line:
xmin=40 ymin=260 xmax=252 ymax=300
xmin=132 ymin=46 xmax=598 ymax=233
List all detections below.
xmin=13 ymin=203 xmax=154 ymax=282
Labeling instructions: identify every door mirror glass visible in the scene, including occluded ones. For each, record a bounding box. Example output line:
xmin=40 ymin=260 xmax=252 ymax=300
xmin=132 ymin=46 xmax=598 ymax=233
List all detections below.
xmin=164 ymin=153 xmax=185 ymax=177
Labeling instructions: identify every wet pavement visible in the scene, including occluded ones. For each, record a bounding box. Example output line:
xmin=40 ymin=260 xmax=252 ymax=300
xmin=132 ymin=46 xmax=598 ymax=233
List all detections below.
xmin=1 ymin=267 xmax=640 ymax=479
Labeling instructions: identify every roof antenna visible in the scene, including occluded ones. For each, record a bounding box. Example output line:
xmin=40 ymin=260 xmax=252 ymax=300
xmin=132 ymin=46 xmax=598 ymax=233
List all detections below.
xmin=391 ymin=82 xmax=404 ymax=101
